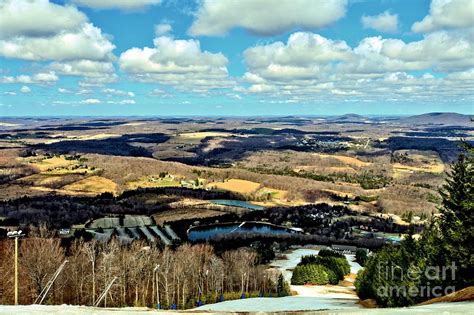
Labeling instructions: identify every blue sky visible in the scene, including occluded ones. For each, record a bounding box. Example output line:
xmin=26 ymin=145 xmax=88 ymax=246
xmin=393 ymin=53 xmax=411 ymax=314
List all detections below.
xmin=0 ymin=0 xmax=473 ymax=116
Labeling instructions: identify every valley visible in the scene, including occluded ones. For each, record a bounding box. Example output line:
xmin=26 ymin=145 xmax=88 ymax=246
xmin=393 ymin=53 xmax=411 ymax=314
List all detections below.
xmin=0 ymin=113 xmax=472 ymax=311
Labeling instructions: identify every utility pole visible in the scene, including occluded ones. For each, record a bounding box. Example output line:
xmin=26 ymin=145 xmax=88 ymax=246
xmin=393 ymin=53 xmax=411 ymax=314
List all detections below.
xmin=14 ymin=236 xmax=18 ymax=304
xmin=263 ymin=274 xmax=266 ymax=296
xmin=14 ymin=237 xmax=18 ymax=304
xmin=7 ymin=230 xmax=24 ymax=305
xmin=205 ymin=269 xmax=209 ymax=295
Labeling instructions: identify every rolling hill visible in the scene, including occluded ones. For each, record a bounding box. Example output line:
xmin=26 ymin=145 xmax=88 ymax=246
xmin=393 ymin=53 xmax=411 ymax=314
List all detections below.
xmin=398 ymin=113 xmax=473 ymax=126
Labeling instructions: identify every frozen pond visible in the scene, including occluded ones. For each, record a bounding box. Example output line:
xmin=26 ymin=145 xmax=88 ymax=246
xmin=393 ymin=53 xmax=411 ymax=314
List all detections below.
xmin=188 ymin=222 xmax=298 ymax=241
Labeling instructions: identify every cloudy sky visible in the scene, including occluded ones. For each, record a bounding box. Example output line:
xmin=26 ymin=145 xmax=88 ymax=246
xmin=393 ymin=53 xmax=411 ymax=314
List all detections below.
xmin=0 ymin=0 xmax=473 ymax=116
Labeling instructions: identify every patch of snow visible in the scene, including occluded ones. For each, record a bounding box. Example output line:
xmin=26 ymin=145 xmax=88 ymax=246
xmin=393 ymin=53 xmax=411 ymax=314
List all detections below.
xmin=196 ymin=296 xmax=361 ymax=312
xmin=270 ymin=247 xmax=320 ymax=282
xmin=290 ymin=285 xmax=358 ymax=299
xmin=0 ymin=300 xmax=472 ymax=314
xmin=3 ymin=247 xmax=469 ymax=314
xmin=269 ymin=247 xmax=363 ymax=282
xmin=346 ymin=254 xmax=363 ymax=274
xmin=0 ymin=305 xmax=156 ymax=315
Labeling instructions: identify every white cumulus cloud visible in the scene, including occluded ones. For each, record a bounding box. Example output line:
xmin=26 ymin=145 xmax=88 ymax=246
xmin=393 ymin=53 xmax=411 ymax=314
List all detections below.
xmin=0 ymin=0 xmax=87 ymax=39
xmin=119 ymin=35 xmax=234 ymax=92
xmin=20 ymin=85 xmax=31 ymax=93
xmin=189 ymin=0 xmax=347 ymax=36
xmin=49 ymin=60 xmax=115 ymax=77
xmin=0 ymin=23 xmax=115 ymax=61
xmin=361 ymin=11 xmax=399 ymax=33
xmin=49 ymin=60 xmax=117 ymax=86
xmin=58 ymin=87 xmax=72 ymax=93
xmin=412 ymin=0 xmax=474 ymax=33
xmin=1 ymin=71 xmax=58 ymax=84
xmin=81 ymin=98 xmax=101 ymax=104
xmin=240 ymin=30 xmax=474 ymax=104
xmin=155 ymin=23 xmax=172 ymax=36
xmin=107 ymin=99 xmax=136 ymax=105
xmin=102 ymin=88 xmax=135 ymax=97
xmin=0 ymin=0 xmax=116 ymax=87
xmin=378 ymin=31 xmax=474 ymax=71
xmin=244 ymin=32 xmax=351 ymax=82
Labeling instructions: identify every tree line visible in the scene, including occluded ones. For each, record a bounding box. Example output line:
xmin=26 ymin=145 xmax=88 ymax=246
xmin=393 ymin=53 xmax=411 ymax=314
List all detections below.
xmin=355 ymin=143 xmax=473 ymax=307
xmin=0 ymin=228 xmax=288 ymax=309
xmin=246 ymin=166 xmax=391 ymax=189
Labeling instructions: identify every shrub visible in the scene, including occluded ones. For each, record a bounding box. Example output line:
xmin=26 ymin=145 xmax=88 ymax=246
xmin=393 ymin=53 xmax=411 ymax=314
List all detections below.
xmin=354 ymin=242 xmax=421 ymax=307
xmin=292 ymin=250 xmax=351 ymax=285
xmin=314 ymin=256 xmax=350 ymax=281
xmin=291 ymin=264 xmax=329 ymax=285
xmin=354 ymin=249 xmax=387 ymax=302
xmin=317 ymin=249 xmax=345 ymax=258
xmin=355 ymin=195 xmax=378 ymax=203
xmin=355 ymin=248 xmax=368 ymax=266
xmin=324 ymin=266 xmax=339 ymax=284
xmin=299 ymin=254 xmax=318 ymax=265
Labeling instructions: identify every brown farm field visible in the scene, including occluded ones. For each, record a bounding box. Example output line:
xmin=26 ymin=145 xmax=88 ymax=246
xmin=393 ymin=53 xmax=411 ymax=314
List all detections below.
xmin=206 ymin=179 xmax=262 ymax=194
xmin=28 ymin=155 xmax=76 ymax=171
xmin=127 ymin=175 xmax=181 ymax=190
xmin=315 ymin=153 xmax=371 ymax=167
xmin=62 ymin=176 xmax=118 ymax=194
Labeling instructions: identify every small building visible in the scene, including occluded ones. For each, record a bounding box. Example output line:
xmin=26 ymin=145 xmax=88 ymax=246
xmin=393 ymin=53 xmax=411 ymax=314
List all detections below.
xmin=58 ymin=228 xmax=71 ymax=235
xmin=289 ymin=227 xmax=304 ymax=233
xmin=180 ymin=180 xmax=195 ymax=188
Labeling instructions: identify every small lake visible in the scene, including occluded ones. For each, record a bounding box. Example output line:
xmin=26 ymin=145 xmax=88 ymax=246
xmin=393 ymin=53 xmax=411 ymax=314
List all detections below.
xmin=188 ymin=222 xmax=298 ymax=241
xmin=210 ymin=199 xmax=265 ymax=210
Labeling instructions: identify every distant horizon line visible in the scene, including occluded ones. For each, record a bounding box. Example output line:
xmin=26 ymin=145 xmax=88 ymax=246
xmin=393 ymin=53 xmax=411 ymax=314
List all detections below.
xmin=0 ymin=112 xmax=472 ymax=119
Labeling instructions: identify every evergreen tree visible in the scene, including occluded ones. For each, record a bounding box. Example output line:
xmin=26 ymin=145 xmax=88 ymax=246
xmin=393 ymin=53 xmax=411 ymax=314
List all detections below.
xmin=276 ymin=274 xmax=290 ymax=296
xmin=438 ymin=142 xmax=474 ymax=288
xmin=355 ymin=249 xmax=368 ymax=266
xmin=355 ymin=143 xmax=473 ymax=307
